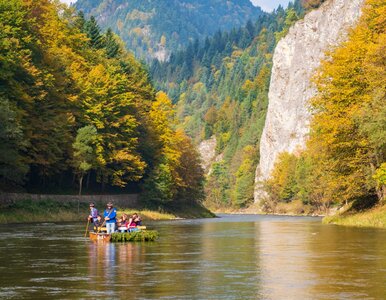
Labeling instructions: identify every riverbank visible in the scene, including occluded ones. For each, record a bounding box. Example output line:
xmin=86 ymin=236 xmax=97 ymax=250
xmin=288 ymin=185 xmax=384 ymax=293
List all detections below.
xmin=211 ymin=202 xmax=325 ymax=217
xmin=214 ymin=199 xmax=386 ymax=229
xmin=323 ymin=205 xmax=386 ymax=229
xmin=0 ymin=198 xmax=214 ymax=224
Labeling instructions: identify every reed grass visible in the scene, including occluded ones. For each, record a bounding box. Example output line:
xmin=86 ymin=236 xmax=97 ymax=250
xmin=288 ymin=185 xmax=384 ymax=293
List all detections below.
xmin=0 ymin=199 xmax=182 ymax=224
xmin=118 ymin=209 xmax=176 ymax=220
xmin=0 ymin=199 xmax=87 ymax=224
xmin=0 ymin=197 xmax=214 ymax=224
xmin=323 ymin=205 xmax=386 ymax=228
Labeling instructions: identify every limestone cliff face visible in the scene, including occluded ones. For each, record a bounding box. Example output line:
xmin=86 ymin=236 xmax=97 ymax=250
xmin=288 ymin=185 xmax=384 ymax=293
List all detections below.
xmin=198 ymin=136 xmax=217 ymax=173
xmin=254 ymin=0 xmax=364 ymax=202
xmin=198 ymin=136 xmax=224 ymax=174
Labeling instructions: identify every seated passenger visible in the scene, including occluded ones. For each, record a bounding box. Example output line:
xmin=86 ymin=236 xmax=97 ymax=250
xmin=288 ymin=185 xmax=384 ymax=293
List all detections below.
xmin=128 ymin=213 xmax=142 ymax=231
xmin=117 ymin=214 xmax=129 ymax=232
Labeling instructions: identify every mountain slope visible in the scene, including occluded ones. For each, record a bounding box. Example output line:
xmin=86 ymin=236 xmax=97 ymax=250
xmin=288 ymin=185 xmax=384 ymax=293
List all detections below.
xmin=74 ymin=0 xmax=263 ymax=61
xmin=150 ymin=2 xmax=304 ymax=208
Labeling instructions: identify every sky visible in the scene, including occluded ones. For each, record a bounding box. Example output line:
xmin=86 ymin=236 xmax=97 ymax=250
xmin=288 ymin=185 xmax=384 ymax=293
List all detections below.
xmin=60 ymin=0 xmax=292 ymax=12
xmin=60 ymin=0 xmax=75 ymax=5
xmin=250 ymin=0 xmax=291 ymax=11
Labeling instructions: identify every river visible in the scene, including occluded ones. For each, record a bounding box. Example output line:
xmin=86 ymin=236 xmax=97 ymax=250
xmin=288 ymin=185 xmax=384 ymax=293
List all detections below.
xmin=0 ymin=215 xmax=385 ymax=299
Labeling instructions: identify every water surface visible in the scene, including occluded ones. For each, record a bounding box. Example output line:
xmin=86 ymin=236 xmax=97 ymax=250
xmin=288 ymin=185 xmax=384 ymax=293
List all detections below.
xmin=0 ymin=215 xmax=385 ymax=299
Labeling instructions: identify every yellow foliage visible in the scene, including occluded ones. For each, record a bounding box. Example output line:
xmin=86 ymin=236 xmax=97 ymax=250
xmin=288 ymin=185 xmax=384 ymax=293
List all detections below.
xmin=117 ymin=19 xmax=123 ymax=31
xmin=231 ymin=49 xmax=243 ymax=57
xmin=160 ymin=35 xmax=166 ymax=46
xmin=131 ymin=27 xmax=144 ymax=36
xmin=192 ymin=82 xmax=205 ymax=93
xmin=242 ymin=79 xmax=254 ymax=91
xmin=306 ymin=0 xmax=386 ymax=203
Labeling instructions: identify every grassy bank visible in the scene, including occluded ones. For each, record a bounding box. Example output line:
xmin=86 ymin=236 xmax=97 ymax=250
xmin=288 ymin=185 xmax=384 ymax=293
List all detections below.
xmin=211 ymin=201 xmax=323 ymax=217
xmin=0 ymin=198 xmax=214 ymax=224
xmin=0 ymin=199 xmax=88 ymax=224
xmin=323 ymin=205 xmax=386 ymax=229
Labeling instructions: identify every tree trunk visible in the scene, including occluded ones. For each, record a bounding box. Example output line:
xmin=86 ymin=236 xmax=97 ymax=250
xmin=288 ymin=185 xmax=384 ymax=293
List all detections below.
xmin=101 ymin=174 xmax=106 ymax=192
xmin=78 ymin=175 xmax=84 ymax=214
xmin=79 ymin=175 xmax=83 ymax=196
xmin=375 ymin=186 xmax=382 ymax=202
xmin=86 ymin=172 xmax=91 ymax=189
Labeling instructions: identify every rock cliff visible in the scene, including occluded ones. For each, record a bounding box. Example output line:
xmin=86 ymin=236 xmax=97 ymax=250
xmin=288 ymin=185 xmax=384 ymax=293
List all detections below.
xmin=198 ymin=136 xmax=217 ymax=173
xmin=198 ymin=136 xmax=224 ymax=175
xmin=254 ymin=0 xmax=364 ymax=203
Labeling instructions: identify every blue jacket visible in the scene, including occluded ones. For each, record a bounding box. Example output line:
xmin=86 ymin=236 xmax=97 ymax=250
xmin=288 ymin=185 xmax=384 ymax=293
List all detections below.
xmin=104 ymin=208 xmax=117 ymax=223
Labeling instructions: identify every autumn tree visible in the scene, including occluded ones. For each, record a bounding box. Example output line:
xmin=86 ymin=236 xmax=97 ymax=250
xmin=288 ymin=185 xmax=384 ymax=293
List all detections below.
xmin=308 ymin=0 xmax=385 ymax=204
xmin=233 ymin=146 xmax=257 ymax=207
xmin=0 ymin=98 xmax=28 ymax=189
xmin=72 ymin=126 xmax=98 ymax=195
xmin=0 ymin=0 xmax=205 ymax=205
xmin=142 ymin=92 xmax=204 ymax=204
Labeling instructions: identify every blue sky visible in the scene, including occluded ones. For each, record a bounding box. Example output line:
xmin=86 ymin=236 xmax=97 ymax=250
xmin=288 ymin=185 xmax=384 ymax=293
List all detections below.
xmin=60 ymin=0 xmax=291 ymax=12
xmin=251 ymin=0 xmax=291 ymax=11
xmin=60 ymin=0 xmax=74 ymax=4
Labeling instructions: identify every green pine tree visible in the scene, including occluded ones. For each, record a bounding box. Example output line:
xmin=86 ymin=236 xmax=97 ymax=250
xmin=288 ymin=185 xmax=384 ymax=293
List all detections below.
xmin=105 ymin=28 xmax=120 ymax=58
xmin=85 ymin=16 xmax=104 ymax=49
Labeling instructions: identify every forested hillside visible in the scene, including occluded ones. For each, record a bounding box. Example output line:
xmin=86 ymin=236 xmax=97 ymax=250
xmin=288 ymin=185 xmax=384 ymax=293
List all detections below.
xmin=264 ymin=0 xmax=385 ymax=214
xmin=151 ymin=1 xmax=304 ymax=209
xmin=74 ymin=0 xmax=263 ymax=61
xmin=0 ymin=0 xmax=204 ymax=207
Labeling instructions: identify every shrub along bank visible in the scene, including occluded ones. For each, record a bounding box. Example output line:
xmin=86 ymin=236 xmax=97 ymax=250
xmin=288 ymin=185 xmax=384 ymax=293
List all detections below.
xmin=0 ymin=198 xmax=214 ymax=224
xmin=323 ymin=197 xmax=386 ymax=229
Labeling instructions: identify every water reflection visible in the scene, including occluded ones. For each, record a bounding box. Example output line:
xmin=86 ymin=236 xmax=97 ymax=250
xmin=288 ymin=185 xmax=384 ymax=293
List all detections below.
xmin=198 ymin=221 xmax=262 ymax=298
xmin=87 ymin=241 xmax=150 ymax=298
xmin=258 ymin=221 xmax=316 ymax=299
xmin=87 ymin=243 xmax=117 ymax=287
xmin=257 ymin=220 xmax=386 ymax=300
xmin=307 ymin=226 xmax=386 ymax=299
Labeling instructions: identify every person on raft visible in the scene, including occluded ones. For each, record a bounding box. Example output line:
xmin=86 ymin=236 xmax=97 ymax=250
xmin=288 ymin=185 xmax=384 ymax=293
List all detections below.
xmin=117 ymin=213 xmax=129 ymax=227
xmin=88 ymin=202 xmax=100 ymax=232
xmin=103 ymin=202 xmax=117 ymax=234
xmin=117 ymin=213 xmax=129 ymax=232
xmin=128 ymin=213 xmax=142 ymax=231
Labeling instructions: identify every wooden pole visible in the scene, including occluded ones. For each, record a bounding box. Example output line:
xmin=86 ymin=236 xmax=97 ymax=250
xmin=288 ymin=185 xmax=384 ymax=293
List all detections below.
xmin=84 ymin=218 xmax=90 ymax=237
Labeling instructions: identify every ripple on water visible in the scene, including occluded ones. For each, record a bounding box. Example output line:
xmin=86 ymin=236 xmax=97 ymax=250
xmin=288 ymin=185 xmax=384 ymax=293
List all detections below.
xmin=1 ymin=286 xmax=115 ymax=299
xmin=0 ymin=232 xmax=35 ymax=239
xmin=29 ymin=276 xmax=90 ymax=283
xmin=0 ymin=289 xmax=18 ymax=299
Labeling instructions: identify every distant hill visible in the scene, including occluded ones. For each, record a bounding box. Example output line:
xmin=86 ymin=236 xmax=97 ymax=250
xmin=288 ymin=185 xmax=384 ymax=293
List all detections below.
xmin=74 ymin=0 xmax=263 ymax=61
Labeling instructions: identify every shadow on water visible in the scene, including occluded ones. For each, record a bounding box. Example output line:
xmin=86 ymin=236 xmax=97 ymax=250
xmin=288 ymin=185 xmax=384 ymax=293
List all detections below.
xmin=0 ymin=215 xmax=385 ymax=299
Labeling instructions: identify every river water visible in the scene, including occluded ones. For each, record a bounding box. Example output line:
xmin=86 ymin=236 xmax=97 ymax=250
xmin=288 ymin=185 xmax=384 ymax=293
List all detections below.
xmin=0 ymin=215 xmax=385 ymax=299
